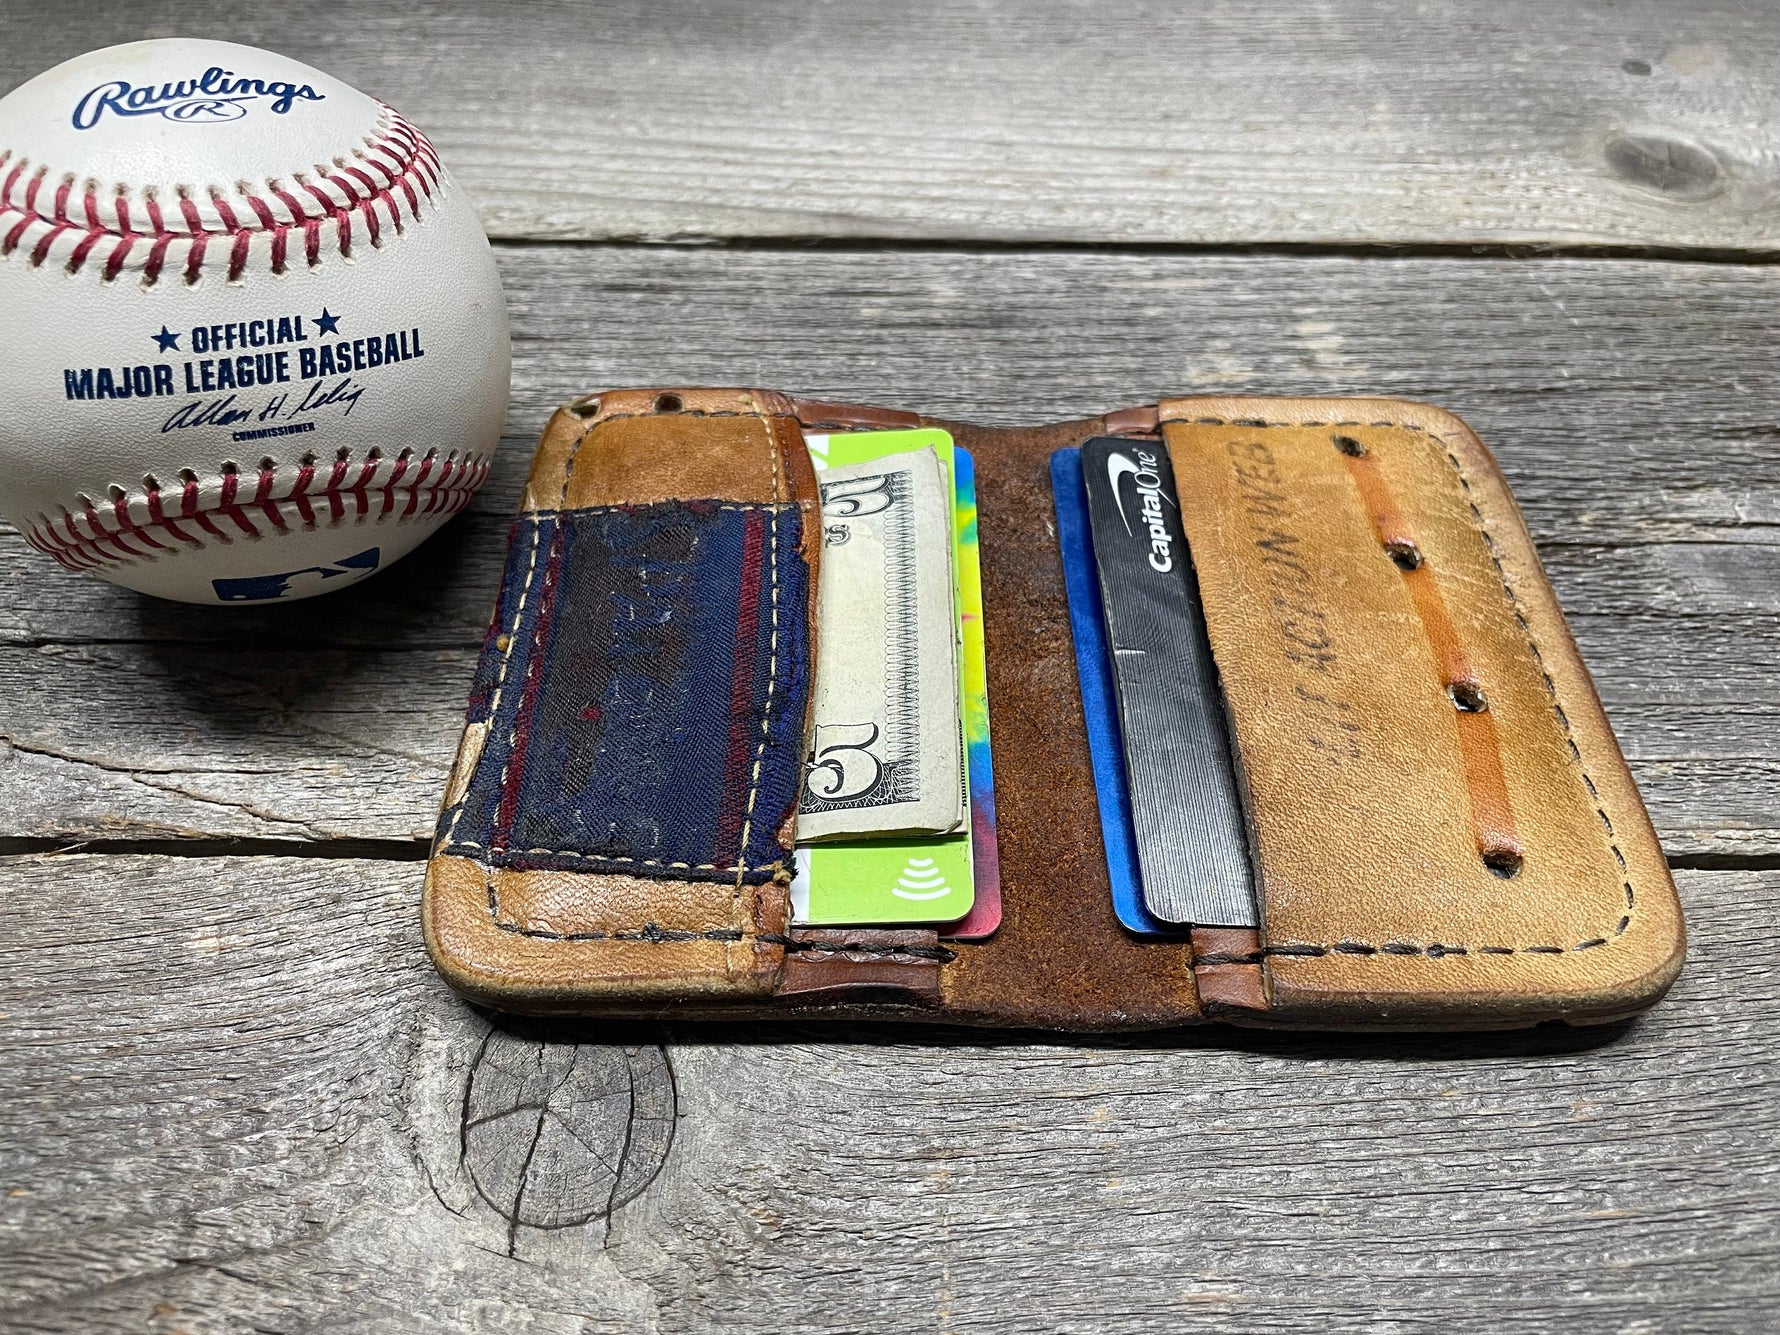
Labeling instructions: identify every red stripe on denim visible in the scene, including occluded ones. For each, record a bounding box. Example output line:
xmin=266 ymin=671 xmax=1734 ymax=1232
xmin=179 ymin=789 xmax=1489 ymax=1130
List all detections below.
xmin=491 ymin=521 xmax=566 ymax=853
xmin=712 ymin=508 xmax=768 ymax=871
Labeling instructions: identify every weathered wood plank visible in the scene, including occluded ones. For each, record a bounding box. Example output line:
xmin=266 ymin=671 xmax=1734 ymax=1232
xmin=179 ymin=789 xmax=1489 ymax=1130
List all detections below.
xmin=0 ymin=617 xmax=1764 ymax=856
xmin=0 ymin=247 xmax=1772 ymax=853
xmin=3 ymin=9 xmax=1773 ymax=1333
xmin=3 ymin=0 xmax=1780 ymax=250
xmin=1 ymin=855 xmax=1773 ymax=1331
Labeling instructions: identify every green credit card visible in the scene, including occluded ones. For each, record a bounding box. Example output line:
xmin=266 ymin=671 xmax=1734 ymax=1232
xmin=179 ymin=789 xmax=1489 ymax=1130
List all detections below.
xmin=792 ymin=428 xmax=975 ymax=925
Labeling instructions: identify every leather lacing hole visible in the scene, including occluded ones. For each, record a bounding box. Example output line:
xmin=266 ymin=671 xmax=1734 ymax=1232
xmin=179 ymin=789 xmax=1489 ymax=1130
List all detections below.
xmin=565 ymin=393 xmax=601 ymax=419
xmin=654 ymin=392 xmax=684 ymax=413
xmin=1448 ymin=682 xmax=1488 ymax=713
xmin=1332 ymin=434 xmax=1367 ymax=457
xmin=1385 ymin=539 xmax=1423 ymax=571
xmin=1482 ymin=846 xmax=1524 ymax=879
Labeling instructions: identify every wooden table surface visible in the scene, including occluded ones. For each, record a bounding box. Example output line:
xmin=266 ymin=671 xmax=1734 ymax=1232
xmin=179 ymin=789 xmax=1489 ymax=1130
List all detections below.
xmin=3 ymin=3 xmax=1777 ymax=1331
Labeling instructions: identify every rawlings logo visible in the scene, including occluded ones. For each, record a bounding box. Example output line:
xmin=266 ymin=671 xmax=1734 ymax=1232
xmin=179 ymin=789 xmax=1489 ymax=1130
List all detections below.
xmin=72 ymin=66 xmax=324 ymax=130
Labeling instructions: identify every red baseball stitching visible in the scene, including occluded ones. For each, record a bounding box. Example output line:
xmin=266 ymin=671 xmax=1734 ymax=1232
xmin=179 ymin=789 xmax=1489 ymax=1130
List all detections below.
xmin=0 ymin=105 xmax=442 ymax=285
xmin=20 ymin=449 xmax=492 ymax=572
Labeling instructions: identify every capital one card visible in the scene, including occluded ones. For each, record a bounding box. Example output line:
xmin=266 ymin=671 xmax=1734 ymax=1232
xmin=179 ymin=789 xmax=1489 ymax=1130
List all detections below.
xmin=1076 ymin=436 xmax=1256 ymax=929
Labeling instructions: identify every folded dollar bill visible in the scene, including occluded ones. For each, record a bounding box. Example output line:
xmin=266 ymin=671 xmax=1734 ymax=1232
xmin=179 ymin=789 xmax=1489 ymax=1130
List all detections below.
xmin=798 ymin=446 xmax=965 ymax=841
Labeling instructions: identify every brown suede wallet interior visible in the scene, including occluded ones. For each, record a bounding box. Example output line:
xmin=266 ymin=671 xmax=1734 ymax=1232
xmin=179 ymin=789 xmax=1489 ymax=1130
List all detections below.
xmin=422 ymin=389 xmax=1685 ymax=1032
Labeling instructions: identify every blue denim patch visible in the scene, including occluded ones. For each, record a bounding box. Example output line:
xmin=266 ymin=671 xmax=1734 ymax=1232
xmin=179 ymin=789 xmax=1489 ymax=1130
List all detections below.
xmin=440 ymin=500 xmax=810 ymax=884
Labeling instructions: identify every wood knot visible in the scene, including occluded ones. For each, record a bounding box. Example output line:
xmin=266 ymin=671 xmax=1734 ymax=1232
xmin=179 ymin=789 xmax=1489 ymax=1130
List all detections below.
xmin=1603 ymin=131 xmax=1726 ymax=201
xmin=460 ymin=1030 xmax=675 ymax=1249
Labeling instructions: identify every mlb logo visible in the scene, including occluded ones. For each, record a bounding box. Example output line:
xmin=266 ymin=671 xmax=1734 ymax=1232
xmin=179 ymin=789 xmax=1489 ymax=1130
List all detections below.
xmin=211 ymin=547 xmax=381 ymax=602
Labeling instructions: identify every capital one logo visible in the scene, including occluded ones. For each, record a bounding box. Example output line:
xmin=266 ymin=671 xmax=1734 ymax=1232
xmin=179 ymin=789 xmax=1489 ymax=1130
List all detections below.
xmin=72 ymin=65 xmax=325 ymax=130
xmin=1106 ymin=449 xmax=1177 ymax=574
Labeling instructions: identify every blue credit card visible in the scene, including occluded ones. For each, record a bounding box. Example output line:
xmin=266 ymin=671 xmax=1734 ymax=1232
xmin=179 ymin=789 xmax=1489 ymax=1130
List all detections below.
xmin=1050 ymin=447 xmax=1182 ymax=937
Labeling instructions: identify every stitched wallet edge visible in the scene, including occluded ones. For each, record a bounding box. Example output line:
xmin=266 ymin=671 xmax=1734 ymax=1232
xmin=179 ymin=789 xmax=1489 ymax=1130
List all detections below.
xmin=421 ymin=390 xmax=1685 ymax=1032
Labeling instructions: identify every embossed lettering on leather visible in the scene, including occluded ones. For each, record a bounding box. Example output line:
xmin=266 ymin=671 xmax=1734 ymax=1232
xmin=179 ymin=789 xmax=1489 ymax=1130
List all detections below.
xmin=1158 ymin=398 xmax=1684 ymax=1025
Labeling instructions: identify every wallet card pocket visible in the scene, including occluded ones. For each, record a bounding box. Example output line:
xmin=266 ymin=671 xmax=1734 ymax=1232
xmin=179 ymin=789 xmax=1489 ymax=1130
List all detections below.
xmin=1156 ymin=399 xmax=1684 ymax=1025
xmin=425 ymin=391 xmax=822 ymax=1008
xmin=439 ymin=500 xmax=811 ymax=887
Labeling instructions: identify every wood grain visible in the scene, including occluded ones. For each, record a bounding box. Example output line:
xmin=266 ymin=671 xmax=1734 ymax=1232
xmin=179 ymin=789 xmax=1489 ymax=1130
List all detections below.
xmin=2 ymin=0 xmax=1780 ymax=250
xmin=2 ymin=5 xmax=1777 ymax=1329
xmin=0 ymin=854 xmax=1772 ymax=1331
xmin=0 ymin=246 xmax=1772 ymax=855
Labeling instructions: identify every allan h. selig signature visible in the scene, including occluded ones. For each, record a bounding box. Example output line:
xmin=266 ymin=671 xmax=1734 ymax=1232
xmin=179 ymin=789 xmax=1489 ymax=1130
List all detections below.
xmin=162 ymin=376 xmax=365 ymax=433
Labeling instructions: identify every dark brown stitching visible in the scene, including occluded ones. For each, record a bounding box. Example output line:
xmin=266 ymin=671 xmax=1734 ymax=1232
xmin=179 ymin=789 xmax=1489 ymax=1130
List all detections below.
xmin=766 ymin=933 xmax=957 ymax=964
xmin=1197 ymin=937 xmax=1619 ymax=966
xmin=493 ymin=922 xmax=750 ymax=944
xmin=575 ymin=408 xmax=769 ymax=423
xmin=484 ymin=921 xmax=956 ymax=964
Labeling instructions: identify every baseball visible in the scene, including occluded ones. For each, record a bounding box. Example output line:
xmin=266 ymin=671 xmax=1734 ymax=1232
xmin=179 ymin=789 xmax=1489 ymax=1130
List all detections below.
xmin=0 ymin=39 xmax=509 ymax=603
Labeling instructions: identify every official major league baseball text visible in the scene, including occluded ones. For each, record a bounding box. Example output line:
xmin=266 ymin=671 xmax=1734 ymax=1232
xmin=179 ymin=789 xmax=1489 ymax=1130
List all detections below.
xmin=62 ymin=310 xmax=423 ymax=399
xmin=0 ymin=38 xmax=510 ymax=603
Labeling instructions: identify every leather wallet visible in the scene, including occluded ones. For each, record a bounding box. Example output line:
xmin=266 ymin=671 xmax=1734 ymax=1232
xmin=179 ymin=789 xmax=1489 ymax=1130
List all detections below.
xmin=422 ymin=389 xmax=1685 ymax=1031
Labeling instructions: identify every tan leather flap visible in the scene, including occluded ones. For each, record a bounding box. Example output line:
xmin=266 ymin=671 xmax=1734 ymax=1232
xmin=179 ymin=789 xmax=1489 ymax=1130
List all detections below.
xmin=1159 ymin=398 xmax=1683 ymax=1025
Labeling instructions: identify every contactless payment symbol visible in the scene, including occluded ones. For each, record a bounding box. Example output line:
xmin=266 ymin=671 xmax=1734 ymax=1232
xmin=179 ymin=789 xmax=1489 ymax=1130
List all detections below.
xmin=790 ymin=834 xmax=973 ymax=926
xmin=892 ymin=855 xmax=953 ymax=902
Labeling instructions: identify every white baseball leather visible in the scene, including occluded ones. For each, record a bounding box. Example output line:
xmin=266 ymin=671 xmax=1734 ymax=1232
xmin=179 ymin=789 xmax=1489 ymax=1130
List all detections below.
xmin=0 ymin=38 xmax=509 ymax=603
